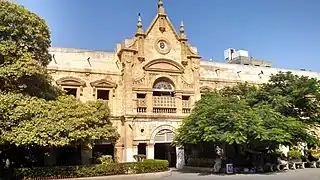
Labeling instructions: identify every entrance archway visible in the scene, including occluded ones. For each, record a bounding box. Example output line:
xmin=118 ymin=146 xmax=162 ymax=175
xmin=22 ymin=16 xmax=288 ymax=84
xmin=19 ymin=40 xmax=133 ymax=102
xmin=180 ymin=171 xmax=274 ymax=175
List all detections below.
xmin=151 ymin=126 xmax=177 ymax=167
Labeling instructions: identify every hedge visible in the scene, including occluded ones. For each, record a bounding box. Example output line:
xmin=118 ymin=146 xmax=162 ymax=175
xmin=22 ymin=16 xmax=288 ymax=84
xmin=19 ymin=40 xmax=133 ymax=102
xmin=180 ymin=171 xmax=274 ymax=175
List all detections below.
xmin=15 ymin=159 xmax=169 ymax=180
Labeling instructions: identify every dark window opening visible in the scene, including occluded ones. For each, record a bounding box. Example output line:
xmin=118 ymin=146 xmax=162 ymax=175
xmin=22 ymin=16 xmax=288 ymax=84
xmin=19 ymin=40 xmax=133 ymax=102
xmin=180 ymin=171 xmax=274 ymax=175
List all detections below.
xmin=137 ymin=93 xmax=146 ymax=99
xmin=153 ymin=91 xmax=174 ymax=97
xmin=97 ymin=89 xmax=110 ymax=100
xmin=64 ymin=88 xmax=77 ymax=97
xmin=138 ymin=143 xmax=147 ymax=155
xmin=182 ymin=96 xmax=190 ymax=101
xmin=244 ymin=64 xmax=249 ymax=66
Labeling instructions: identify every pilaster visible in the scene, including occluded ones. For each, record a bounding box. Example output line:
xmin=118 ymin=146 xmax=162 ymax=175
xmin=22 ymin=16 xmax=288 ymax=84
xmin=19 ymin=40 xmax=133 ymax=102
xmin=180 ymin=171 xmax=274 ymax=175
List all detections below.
xmin=121 ymin=50 xmax=135 ymax=115
xmin=147 ymin=143 xmax=155 ymax=159
xmin=175 ymin=91 xmax=182 ymax=114
xmin=146 ymin=92 xmax=153 ymax=114
xmin=124 ymin=117 xmax=134 ymax=162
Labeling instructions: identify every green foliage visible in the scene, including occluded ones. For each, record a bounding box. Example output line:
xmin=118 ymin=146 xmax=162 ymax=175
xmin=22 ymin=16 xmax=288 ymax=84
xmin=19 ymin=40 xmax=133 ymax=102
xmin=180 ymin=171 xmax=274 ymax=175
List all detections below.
xmin=176 ymin=72 xmax=320 ymax=148
xmin=15 ymin=160 xmax=169 ymax=179
xmin=0 ymin=1 xmax=60 ymax=99
xmin=287 ymin=149 xmax=302 ymax=158
xmin=134 ymin=154 xmax=147 ymax=162
xmin=0 ymin=94 xmax=119 ymax=147
xmin=0 ymin=1 xmax=51 ymax=66
xmin=96 ymin=155 xmax=113 ymax=164
xmin=255 ymin=72 xmax=320 ymax=125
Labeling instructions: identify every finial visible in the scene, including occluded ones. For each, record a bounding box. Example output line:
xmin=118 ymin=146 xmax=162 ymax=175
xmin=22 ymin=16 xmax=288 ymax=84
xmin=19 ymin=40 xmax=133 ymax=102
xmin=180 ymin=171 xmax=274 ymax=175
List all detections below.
xmin=136 ymin=13 xmax=144 ymax=36
xmin=180 ymin=21 xmax=185 ymax=33
xmin=137 ymin=13 xmax=142 ymax=29
xmin=180 ymin=21 xmax=187 ymax=40
xmin=158 ymin=0 xmax=165 ymax=14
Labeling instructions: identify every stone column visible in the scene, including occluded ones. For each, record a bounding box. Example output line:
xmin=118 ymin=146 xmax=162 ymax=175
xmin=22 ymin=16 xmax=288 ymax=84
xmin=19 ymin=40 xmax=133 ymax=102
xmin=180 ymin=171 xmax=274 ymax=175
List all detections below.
xmin=146 ymin=92 xmax=153 ymax=114
xmin=121 ymin=50 xmax=135 ymax=115
xmin=81 ymin=145 xmax=92 ymax=165
xmin=114 ymin=143 xmax=124 ymax=163
xmin=175 ymin=91 xmax=182 ymax=114
xmin=176 ymin=146 xmax=185 ymax=169
xmin=192 ymin=57 xmax=201 ymax=101
xmin=125 ymin=118 xmax=134 ymax=162
xmin=147 ymin=143 xmax=155 ymax=159
xmin=132 ymin=142 xmax=138 ymax=162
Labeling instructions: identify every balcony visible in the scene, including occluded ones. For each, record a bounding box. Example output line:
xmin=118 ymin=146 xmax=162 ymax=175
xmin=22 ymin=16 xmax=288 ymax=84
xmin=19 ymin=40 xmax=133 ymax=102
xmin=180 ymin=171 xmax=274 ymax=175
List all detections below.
xmin=136 ymin=99 xmax=147 ymax=113
xmin=182 ymin=100 xmax=191 ymax=114
xmin=153 ymin=96 xmax=176 ymax=114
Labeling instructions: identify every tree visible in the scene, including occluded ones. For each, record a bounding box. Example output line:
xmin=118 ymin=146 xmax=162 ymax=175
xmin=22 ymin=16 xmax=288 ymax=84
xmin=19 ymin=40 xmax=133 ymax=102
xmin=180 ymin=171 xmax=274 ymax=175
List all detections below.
xmin=0 ymin=1 xmax=59 ymax=99
xmin=254 ymin=72 xmax=320 ymax=125
xmin=1 ymin=95 xmax=119 ymax=147
xmin=175 ymin=93 xmax=316 ymax=148
xmin=0 ymin=2 xmax=119 ymax=172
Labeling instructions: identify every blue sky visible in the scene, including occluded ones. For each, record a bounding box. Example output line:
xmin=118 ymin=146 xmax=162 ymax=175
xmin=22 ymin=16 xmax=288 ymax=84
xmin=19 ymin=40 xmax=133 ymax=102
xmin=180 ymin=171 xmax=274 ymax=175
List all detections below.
xmin=12 ymin=0 xmax=320 ymax=71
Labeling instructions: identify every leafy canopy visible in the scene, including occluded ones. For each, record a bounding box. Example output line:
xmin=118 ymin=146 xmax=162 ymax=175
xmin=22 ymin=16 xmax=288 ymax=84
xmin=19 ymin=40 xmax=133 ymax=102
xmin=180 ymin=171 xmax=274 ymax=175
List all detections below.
xmin=0 ymin=93 xmax=119 ymax=147
xmin=176 ymin=72 xmax=320 ymax=148
xmin=0 ymin=1 xmax=119 ymax=148
xmin=0 ymin=1 xmax=59 ymax=99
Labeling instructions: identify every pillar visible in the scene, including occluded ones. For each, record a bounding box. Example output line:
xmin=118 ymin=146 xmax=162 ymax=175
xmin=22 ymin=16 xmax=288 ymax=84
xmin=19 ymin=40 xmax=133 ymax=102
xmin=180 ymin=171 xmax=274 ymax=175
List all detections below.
xmin=132 ymin=142 xmax=138 ymax=162
xmin=146 ymin=92 xmax=153 ymax=114
xmin=125 ymin=119 xmax=134 ymax=162
xmin=114 ymin=143 xmax=124 ymax=163
xmin=147 ymin=143 xmax=154 ymax=159
xmin=176 ymin=146 xmax=185 ymax=169
xmin=175 ymin=91 xmax=182 ymax=114
xmin=81 ymin=145 xmax=92 ymax=165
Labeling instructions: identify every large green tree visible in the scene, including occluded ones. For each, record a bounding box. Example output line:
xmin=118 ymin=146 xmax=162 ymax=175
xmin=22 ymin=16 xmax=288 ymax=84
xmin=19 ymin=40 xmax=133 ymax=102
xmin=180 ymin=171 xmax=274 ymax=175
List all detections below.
xmin=0 ymin=1 xmax=59 ymax=99
xmin=0 ymin=94 xmax=119 ymax=147
xmin=175 ymin=93 xmax=316 ymax=148
xmin=0 ymin=2 xmax=119 ymax=172
xmin=176 ymin=72 xmax=320 ymax=152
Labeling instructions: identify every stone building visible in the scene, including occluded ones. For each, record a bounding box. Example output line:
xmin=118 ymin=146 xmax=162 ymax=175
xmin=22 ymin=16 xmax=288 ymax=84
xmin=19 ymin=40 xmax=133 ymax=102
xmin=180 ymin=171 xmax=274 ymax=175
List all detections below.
xmin=47 ymin=0 xmax=320 ymax=167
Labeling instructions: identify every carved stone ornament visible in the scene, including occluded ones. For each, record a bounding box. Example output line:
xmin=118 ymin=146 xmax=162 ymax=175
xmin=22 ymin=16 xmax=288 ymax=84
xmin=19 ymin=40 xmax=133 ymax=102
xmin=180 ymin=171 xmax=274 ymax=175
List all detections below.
xmin=56 ymin=77 xmax=86 ymax=87
xmin=90 ymin=79 xmax=117 ymax=88
xmin=155 ymin=37 xmax=171 ymax=55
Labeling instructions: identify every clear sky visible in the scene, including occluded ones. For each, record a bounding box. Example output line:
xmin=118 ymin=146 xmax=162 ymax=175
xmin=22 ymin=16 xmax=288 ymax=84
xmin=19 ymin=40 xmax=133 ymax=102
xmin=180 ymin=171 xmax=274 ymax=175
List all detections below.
xmin=12 ymin=0 xmax=320 ymax=71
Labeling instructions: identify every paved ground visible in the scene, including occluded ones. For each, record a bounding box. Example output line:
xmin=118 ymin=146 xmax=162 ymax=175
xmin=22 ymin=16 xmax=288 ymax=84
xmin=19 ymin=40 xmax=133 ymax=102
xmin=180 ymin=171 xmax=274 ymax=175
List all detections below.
xmin=159 ymin=169 xmax=320 ymax=180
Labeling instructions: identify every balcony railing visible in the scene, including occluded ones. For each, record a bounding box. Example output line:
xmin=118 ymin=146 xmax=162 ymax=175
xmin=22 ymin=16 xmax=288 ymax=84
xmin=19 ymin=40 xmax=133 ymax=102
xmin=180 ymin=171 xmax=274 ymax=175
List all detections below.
xmin=153 ymin=96 xmax=176 ymax=113
xmin=137 ymin=99 xmax=147 ymax=113
xmin=182 ymin=100 xmax=191 ymax=114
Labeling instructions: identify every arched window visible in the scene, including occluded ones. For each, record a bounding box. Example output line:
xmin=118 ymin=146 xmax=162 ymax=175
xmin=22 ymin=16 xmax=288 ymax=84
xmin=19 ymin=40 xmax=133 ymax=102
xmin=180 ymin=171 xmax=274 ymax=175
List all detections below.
xmin=152 ymin=78 xmax=174 ymax=97
xmin=153 ymin=80 xmax=173 ymax=91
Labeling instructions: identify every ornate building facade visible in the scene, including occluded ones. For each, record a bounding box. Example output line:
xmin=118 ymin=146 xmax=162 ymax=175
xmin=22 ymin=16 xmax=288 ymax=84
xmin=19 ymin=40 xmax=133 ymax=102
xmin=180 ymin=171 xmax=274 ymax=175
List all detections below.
xmin=47 ymin=1 xmax=320 ymax=167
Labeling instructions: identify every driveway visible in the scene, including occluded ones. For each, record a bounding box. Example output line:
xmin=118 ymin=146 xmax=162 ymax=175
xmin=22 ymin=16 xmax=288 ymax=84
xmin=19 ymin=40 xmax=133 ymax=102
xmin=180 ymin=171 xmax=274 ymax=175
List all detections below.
xmin=159 ymin=168 xmax=320 ymax=180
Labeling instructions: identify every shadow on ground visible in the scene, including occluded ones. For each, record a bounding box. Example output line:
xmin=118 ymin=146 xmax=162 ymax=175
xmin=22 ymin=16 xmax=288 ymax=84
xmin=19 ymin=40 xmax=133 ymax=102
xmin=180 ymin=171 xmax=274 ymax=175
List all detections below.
xmin=171 ymin=168 xmax=285 ymax=176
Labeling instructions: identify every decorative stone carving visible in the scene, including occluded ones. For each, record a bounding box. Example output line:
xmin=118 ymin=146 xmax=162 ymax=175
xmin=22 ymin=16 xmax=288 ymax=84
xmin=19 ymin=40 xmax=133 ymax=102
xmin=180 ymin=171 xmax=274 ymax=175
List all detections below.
xmin=90 ymin=79 xmax=117 ymax=88
xmin=133 ymin=75 xmax=146 ymax=85
xmin=143 ymin=59 xmax=184 ymax=73
xmin=155 ymin=37 xmax=171 ymax=55
xmin=56 ymin=77 xmax=86 ymax=87
xmin=181 ymin=77 xmax=193 ymax=89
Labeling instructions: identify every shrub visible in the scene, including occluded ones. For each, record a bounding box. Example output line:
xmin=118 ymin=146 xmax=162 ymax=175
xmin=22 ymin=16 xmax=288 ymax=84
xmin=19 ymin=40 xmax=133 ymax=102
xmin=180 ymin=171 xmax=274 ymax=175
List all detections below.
xmin=310 ymin=149 xmax=320 ymax=159
xmin=15 ymin=160 xmax=169 ymax=179
xmin=133 ymin=154 xmax=146 ymax=162
xmin=96 ymin=155 xmax=113 ymax=164
xmin=287 ymin=149 xmax=302 ymax=159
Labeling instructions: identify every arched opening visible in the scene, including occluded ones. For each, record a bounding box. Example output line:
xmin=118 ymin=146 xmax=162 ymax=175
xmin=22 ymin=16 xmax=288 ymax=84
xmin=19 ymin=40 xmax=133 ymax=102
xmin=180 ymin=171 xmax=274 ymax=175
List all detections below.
xmin=152 ymin=77 xmax=174 ymax=97
xmin=152 ymin=78 xmax=176 ymax=113
xmin=153 ymin=129 xmax=176 ymax=168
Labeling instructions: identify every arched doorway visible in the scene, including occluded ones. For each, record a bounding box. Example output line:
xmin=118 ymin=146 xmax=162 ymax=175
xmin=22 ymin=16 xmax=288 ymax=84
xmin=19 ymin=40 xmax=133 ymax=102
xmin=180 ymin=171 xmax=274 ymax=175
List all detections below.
xmin=151 ymin=126 xmax=177 ymax=167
